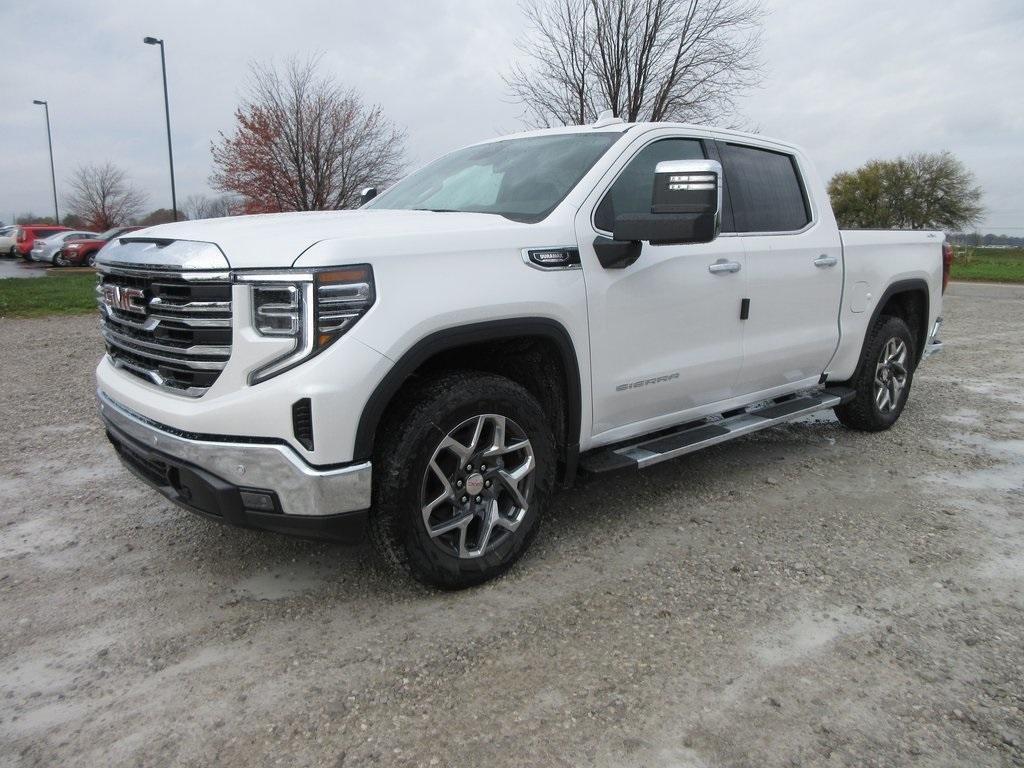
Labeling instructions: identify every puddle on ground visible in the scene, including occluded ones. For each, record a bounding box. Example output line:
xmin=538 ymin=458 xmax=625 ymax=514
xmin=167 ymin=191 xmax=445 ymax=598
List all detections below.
xmin=234 ymin=567 xmax=327 ymax=600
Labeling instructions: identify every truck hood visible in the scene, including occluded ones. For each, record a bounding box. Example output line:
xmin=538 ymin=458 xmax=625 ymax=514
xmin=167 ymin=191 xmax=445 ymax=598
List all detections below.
xmin=133 ymin=210 xmax=539 ymax=269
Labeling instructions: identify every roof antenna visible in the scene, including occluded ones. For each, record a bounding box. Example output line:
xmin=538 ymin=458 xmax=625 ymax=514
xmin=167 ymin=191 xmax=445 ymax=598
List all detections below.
xmin=592 ymin=110 xmax=624 ymax=128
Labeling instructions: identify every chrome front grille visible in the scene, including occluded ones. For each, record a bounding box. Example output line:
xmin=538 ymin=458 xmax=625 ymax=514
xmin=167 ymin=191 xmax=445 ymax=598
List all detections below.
xmin=97 ymin=266 xmax=232 ymax=397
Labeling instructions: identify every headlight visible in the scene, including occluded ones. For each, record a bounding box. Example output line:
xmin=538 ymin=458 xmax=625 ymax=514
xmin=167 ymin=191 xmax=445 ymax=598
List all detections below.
xmin=244 ymin=265 xmax=375 ymax=385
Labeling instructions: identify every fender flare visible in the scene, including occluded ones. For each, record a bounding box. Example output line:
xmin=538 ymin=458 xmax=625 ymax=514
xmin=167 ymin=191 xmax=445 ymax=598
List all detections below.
xmin=856 ymin=278 xmax=931 ymax=372
xmin=353 ymin=318 xmax=583 ymax=462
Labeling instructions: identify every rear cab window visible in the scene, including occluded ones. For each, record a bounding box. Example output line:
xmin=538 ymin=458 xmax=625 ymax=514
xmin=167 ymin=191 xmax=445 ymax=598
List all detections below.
xmin=718 ymin=142 xmax=810 ymax=233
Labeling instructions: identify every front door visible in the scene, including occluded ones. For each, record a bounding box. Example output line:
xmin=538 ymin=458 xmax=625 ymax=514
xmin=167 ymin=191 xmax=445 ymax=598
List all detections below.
xmin=576 ymin=133 xmax=747 ymax=442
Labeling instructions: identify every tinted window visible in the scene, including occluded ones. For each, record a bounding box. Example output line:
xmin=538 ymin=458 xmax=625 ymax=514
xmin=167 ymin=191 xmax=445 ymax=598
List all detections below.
xmin=719 ymin=143 xmax=809 ymax=233
xmin=594 ymin=138 xmax=705 ymax=232
xmin=369 ymin=133 xmax=620 ymax=223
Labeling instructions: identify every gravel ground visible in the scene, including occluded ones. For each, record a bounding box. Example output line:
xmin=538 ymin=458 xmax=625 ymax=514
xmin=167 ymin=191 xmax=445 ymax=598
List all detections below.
xmin=1 ymin=282 xmax=1022 ymax=767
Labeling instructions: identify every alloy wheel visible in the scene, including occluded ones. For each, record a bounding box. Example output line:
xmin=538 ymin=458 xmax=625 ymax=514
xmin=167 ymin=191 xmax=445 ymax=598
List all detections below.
xmin=420 ymin=414 xmax=535 ymax=559
xmin=874 ymin=337 xmax=909 ymax=413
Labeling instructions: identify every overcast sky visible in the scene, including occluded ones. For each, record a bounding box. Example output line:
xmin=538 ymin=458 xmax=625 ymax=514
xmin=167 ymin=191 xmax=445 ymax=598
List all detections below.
xmin=2 ymin=0 xmax=1021 ymax=233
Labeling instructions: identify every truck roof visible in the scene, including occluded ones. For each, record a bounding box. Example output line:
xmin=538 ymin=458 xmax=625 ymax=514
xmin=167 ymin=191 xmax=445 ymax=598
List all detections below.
xmin=471 ymin=120 xmax=802 ymax=155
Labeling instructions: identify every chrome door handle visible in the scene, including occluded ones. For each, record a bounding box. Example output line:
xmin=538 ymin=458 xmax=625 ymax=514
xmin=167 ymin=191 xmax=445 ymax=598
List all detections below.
xmin=708 ymin=259 xmax=741 ymax=274
xmin=814 ymin=254 xmax=838 ymax=268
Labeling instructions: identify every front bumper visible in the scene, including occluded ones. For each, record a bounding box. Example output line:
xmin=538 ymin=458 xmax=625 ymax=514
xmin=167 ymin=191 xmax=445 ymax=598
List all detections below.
xmin=922 ymin=316 xmax=943 ymax=361
xmin=98 ymin=390 xmax=372 ymax=542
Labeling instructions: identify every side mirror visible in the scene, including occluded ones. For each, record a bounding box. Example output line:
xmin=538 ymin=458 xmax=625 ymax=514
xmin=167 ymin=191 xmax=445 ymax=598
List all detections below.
xmin=359 ymin=186 xmax=378 ymax=205
xmin=613 ymin=159 xmax=722 ymax=246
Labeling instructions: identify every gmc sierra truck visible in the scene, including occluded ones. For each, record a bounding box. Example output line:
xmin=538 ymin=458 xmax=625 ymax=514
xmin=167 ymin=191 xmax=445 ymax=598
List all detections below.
xmin=96 ymin=118 xmax=947 ymax=589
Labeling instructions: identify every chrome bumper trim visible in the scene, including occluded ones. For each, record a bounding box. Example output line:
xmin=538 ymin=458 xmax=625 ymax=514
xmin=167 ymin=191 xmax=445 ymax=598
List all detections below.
xmin=97 ymin=390 xmax=371 ymax=516
xmin=922 ymin=316 xmax=943 ymax=361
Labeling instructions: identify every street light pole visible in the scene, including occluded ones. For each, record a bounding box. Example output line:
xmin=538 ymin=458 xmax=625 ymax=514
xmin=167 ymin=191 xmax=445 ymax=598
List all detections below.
xmin=143 ymin=36 xmax=177 ymax=221
xmin=32 ymin=100 xmax=59 ymax=225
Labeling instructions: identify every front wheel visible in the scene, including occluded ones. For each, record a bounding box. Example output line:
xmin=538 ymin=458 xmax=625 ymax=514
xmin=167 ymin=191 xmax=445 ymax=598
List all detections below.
xmin=370 ymin=372 xmax=555 ymax=589
xmin=834 ymin=315 xmax=917 ymax=431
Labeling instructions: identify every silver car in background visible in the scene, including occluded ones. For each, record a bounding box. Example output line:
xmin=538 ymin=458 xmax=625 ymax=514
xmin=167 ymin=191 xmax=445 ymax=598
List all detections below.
xmin=30 ymin=230 xmax=98 ymax=263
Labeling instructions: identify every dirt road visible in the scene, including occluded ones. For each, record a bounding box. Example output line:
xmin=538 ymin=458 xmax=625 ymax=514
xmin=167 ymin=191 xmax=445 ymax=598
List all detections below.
xmin=1 ymin=282 xmax=1022 ymax=767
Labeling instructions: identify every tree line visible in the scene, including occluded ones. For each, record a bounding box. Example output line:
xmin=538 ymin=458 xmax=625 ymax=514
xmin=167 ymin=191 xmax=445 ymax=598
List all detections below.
xmin=20 ymin=0 xmax=984 ymax=234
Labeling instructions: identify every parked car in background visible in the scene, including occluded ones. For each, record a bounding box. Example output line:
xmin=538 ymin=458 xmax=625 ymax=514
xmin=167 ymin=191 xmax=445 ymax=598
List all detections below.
xmin=55 ymin=226 xmax=141 ymax=267
xmin=16 ymin=225 xmax=71 ymax=259
xmin=30 ymin=230 xmax=99 ymax=264
xmin=0 ymin=226 xmax=18 ymax=257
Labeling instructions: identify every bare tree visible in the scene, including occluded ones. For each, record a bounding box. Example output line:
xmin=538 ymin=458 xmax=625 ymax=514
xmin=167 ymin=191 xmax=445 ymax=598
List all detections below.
xmin=65 ymin=162 xmax=147 ymax=230
xmin=182 ymin=193 xmax=242 ymax=220
xmin=211 ymin=56 xmax=406 ymax=212
xmin=505 ymin=0 xmax=763 ymax=127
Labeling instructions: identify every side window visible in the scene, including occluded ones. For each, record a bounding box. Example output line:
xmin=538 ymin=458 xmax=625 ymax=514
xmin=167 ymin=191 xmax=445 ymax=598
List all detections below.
xmin=718 ymin=143 xmax=810 ymax=233
xmin=594 ymin=138 xmax=705 ymax=232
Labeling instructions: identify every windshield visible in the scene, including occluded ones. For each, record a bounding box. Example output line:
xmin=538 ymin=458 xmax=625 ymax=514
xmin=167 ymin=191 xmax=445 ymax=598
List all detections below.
xmin=98 ymin=228 xmax=122 ymax=240
xmin=367 ymin=133 xmax=621 ymax=223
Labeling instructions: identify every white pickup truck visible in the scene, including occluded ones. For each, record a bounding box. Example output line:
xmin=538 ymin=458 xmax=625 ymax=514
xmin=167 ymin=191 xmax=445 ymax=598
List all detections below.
xmin=96 ymin=118 xmax=947 ymax=588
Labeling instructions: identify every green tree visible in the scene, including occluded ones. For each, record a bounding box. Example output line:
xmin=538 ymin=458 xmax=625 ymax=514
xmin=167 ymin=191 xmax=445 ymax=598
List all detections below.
xmin=828 ymin=151 xmax=983 ymax=230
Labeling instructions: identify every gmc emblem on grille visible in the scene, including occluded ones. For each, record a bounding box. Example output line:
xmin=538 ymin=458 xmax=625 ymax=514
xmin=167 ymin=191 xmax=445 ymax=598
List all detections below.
xmin=102 ymin=285 xmax=147 ymax=315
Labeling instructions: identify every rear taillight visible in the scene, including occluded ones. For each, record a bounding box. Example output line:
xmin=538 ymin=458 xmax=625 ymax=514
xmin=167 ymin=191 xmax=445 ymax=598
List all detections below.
xmin=941 ymin=242 xmax=953 ymax=294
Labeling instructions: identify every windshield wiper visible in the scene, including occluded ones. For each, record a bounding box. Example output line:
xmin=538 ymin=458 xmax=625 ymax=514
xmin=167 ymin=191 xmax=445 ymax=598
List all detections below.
xmin=411 ymin=208 xmax=462 ymax=213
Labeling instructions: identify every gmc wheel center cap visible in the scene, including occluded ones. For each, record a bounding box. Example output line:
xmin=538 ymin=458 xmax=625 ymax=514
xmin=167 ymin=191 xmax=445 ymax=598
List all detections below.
xmin=465 ymin=473 xmax=485 ymax=496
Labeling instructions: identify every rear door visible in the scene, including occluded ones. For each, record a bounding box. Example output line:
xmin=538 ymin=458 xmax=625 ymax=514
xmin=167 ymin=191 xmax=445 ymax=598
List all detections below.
xmin=717 ymin=141 xmax=842 ymax=395
xmin=576 ymin=131 xmax=747 ymax=440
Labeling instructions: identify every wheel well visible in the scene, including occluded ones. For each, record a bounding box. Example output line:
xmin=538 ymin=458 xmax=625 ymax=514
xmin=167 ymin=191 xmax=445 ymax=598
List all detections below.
xmin=878 ymin=288 xmax=928 ymax=361
xmin=355 ymin=320 xmax=581 ymax=484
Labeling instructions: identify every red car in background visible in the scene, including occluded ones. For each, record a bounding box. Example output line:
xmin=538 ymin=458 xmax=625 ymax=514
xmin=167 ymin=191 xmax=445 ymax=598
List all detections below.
xmin=15 ymin=225 xmax=71 ymax=259
xmin=55 ymin=226 xmax=142 ymax=267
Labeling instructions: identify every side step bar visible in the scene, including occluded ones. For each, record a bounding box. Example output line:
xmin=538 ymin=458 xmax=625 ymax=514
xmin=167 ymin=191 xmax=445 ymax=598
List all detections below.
xmin=580 ymin=387 xmax=855 ymax=473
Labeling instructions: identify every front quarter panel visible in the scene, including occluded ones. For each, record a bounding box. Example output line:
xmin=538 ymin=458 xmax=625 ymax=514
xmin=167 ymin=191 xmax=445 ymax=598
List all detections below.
xmin=293 ymin=228 xmax=594 ymax=451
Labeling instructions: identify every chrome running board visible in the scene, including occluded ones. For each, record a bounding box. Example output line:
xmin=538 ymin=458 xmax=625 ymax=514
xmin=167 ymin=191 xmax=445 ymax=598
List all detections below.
xmin=580 ymin=387 xmax=854 ymax=473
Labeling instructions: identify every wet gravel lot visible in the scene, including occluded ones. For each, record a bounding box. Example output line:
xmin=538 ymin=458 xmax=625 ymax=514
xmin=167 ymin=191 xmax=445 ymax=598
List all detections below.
xmin=1 ymin=282 xmax=1022 ymax=767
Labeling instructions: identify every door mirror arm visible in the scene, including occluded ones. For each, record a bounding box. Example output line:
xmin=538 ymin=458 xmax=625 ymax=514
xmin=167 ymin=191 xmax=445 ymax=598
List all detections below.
xmin=593 ymin=235 xmax=641 ymax=269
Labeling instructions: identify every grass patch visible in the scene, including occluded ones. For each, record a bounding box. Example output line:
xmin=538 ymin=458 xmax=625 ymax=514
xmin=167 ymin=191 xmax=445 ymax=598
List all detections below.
xmin=951 ymin=247 xmax=1024 ymax=283
xmin=0 ymin=273 xmax=98 ymax=318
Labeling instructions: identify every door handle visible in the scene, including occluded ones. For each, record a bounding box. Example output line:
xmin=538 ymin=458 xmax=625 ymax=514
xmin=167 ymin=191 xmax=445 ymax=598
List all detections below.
xmin=814 ymin=254 xmax=838 ymax=268
xmin=709 ymin=259 xmax=741 ymax=274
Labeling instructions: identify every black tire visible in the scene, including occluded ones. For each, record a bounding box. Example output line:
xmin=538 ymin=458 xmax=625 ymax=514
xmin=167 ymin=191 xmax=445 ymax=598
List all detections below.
xmin=86 ymin=252 xmax=97 ymax=267
xmin=834 ymin=315 xmax=917 ymax=432
xmin=54 ymin=251 xmax=68 ymax=267
xmin=370 ymin=371 xmax=555 ymax=589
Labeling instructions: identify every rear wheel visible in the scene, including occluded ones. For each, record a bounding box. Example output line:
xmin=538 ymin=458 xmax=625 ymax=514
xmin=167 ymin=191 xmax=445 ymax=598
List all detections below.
xmin=54 ymin=251 xmax=69 ymax=267
xmin=370 ymin=371 xmax=555 ymax=589
xmin=834 ymin=315 xmax=916 ymax=431
xmin=86 ymin=252 xmax=97 ymax=267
